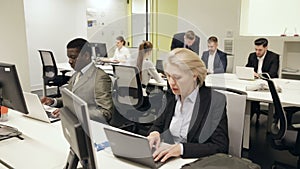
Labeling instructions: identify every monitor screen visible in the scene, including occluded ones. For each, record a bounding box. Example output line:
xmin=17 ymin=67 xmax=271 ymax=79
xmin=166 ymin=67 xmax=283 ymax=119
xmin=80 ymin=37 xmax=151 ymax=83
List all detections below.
xmin=90 ymin=42 xmax=108 ymax=58
xmin=156 ymin=60 xmax=164 ymax=74
xmin=60 ymin=88 xmax=98 ymax=169
xmin=0 ymin=62 xmax=28 ymax=114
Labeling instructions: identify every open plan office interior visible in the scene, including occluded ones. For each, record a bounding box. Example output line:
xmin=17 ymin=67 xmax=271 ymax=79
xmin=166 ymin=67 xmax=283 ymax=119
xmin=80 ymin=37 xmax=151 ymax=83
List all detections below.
xmin=1 ymin=0 xmax=300 ymax=168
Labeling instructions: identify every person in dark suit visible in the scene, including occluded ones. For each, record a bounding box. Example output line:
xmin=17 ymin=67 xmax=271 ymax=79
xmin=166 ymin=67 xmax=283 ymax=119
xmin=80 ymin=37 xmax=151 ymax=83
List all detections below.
xmin=246 ymin=38 xmax=280 ymax=78
xmin=41 ymin=38 xmax=113 ymax=123
xmin=246 ymin=38 xmax=280 ymax=121
xmin=201 ymin=36 xmax=227 ymax=74
xmin=147 ymin=48 xmax=228 ymax=162
xmin=170 ymin=30 xmax=200 ymax=55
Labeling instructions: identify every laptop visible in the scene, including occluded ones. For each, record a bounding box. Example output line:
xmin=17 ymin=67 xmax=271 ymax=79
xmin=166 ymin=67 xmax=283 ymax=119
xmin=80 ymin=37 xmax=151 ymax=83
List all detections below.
xmin=104 ymin=127 xmax=166 ymax=169
xmin=235 ymin=66 xmax=255 ymax=80
xmin=23 ymin=92 xmax=60 ymax=123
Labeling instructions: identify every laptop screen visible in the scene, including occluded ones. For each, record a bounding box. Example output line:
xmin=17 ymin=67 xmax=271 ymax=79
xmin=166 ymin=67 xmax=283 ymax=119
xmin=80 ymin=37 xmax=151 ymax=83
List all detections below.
xmin=104 ymin=127 xmax=165 ymax=168
xmin=236 ymin=66 xmax=255 ymax=80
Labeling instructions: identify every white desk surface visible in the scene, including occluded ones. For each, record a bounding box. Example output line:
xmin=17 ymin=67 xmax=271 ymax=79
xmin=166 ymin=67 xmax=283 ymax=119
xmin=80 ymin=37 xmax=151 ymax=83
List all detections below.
xmin=206 ymin=73 xmax=300 ymax=106
xmin=0 ymin=110 xmax=69 ymax=169
xmin=56 ymin=62 xmax=114 ymax=75
xmin=0 ymin=110 xmax=195 ymax=169
xmin=148 ymin=79 xmax=168 ymax=87
xmin=205 ymin=73 xmax=300 ymax=149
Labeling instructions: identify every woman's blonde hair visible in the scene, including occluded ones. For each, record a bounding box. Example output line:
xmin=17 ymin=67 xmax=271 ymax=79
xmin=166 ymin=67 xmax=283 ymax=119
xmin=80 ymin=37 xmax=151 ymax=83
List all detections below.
xmin=164 ymin=48 xmax=207 ymax=86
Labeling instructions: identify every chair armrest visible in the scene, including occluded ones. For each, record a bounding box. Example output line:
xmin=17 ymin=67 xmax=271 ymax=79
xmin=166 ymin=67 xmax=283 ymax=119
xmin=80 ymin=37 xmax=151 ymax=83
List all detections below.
xmin=292 ymin=123 xmax=300 ymax=129
xmin=60 ymin=70 xmax=71 ymax=76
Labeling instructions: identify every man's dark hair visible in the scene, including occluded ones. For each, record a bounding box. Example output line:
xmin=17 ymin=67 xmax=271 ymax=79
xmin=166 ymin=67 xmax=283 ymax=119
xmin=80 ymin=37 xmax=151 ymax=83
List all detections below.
xmin=207 ymin=36 xmax=218 ymax=43
xmin=67 ymin=38 xmax=92 ymax=56
xmin=254 ymin=38 xmax=268 ymax=47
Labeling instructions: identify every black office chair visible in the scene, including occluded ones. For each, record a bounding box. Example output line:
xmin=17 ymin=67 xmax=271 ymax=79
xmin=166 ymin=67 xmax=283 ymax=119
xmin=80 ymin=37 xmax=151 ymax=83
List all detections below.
xmin=38 ymin=50 xmax=70 ymax=97
xmin=260 ymin=73 xmax=300 ymax=169
xmin=110 ymin=65 xmax=164 ymax=136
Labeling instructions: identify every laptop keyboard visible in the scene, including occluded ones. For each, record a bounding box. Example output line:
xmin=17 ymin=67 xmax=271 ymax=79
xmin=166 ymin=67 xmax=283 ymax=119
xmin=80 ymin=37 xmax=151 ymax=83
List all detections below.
xmin=45 ymin=111 xmax=60 ymax=122
xmin=151 ymin=148 xmax=164 ymax=168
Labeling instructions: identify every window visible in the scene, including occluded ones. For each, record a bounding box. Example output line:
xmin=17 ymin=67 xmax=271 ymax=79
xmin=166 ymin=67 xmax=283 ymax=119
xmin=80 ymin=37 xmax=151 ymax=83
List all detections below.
xmin=240 ymin=0 xmax=300 ymax=36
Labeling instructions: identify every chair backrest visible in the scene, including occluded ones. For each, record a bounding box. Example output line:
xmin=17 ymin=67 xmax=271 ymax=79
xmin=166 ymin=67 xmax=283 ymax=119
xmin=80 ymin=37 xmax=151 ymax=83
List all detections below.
xmin=156 ymin=59 xmax=164 ymax=74
xmin=213 ymin=87 xmax=247 ymax=157
xmin=38 ymin=50 xmax=58 ymax=80
xmin=226 ymin=55 xmax=234 ymax=73
xmin=260 ymin=73 xmax=287 ymax=140
xmin=112 ymin=65 xmax=144 ymax=109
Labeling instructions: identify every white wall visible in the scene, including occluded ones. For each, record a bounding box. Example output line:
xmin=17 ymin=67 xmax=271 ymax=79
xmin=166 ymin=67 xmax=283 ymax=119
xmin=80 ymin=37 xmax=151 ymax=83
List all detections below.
xmin=178 ymin=0 xmax=241 ymax=54
xmin=23 ymin=0 xmax=87 ymax=90
xmin=177 ymin=0 xmax=294 ymax=76
xmin=86 ymin=0 xmax=128 ymax=56
xmin=241 ymin=0 xmax=300 ymax=36
xmin=0 ymin=0 xmax=31 ymax=92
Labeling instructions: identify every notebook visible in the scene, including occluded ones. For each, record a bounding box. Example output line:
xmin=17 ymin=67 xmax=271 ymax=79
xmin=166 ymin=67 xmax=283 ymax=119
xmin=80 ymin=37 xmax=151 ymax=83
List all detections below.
xmin=23 ymin=92 xmax=60 ymax=123
xmin=104 ymin=127 xmax=166 ymax=169
xmin=235 ymin=66 xmax=255 ymax=80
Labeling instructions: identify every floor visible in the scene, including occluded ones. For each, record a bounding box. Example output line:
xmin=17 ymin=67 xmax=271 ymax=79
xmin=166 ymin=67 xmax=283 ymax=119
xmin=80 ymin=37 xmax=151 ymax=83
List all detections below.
xmin=242 ymin=115 xmax=298 ymax=169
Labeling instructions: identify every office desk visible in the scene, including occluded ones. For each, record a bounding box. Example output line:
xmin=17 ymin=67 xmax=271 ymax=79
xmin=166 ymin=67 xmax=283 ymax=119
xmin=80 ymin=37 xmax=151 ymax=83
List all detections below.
xmin=0 ymin=110 xmax=69 ymax=169
xmin=205 ymin=73 xmax=300 ymax=149
xmin=56 ymin=62 xmax=114 ymax=75
xmin=91 ymin=122 xmax=196 ymax=169
xmin=56 ymin=62 xmax=74 ymax=76
xmin=0 ymin=110 xmax=195 ymax=169
xmin=148 ymin=79 xmax=168 ymax=88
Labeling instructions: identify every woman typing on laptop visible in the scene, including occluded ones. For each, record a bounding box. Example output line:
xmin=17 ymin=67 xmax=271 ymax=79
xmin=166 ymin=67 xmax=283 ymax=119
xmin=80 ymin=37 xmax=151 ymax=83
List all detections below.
xmin=147 ymin=48 xmax=229 ymax=162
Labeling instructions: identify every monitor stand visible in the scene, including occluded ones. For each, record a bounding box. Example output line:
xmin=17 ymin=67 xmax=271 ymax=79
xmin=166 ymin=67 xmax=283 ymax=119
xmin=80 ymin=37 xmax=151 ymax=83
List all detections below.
xmin=64 ymin=148 xmax=85 ymax=169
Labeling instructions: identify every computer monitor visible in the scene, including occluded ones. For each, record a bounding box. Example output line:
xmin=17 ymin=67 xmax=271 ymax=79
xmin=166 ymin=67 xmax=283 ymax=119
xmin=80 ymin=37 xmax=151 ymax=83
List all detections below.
xmin=90 ymin=42 xmax=108 ymax=58
xmin=60 ymin=88 xmax=98 ymax=169
xmin=156 ymin=59 xmax=164 ymax=74
xmin=0 ymin=62 xmax=28 ymax=114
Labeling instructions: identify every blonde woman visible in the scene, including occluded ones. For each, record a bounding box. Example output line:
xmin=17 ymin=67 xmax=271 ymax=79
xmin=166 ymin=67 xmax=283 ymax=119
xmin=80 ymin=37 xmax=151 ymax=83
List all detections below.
xmin=147 ymin=48 xmax=228 ymax=162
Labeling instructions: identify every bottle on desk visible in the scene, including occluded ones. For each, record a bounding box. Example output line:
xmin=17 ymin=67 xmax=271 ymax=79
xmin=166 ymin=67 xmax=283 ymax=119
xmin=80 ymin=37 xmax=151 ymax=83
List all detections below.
xmin=0 ymin=106 xmax=9 ymax=122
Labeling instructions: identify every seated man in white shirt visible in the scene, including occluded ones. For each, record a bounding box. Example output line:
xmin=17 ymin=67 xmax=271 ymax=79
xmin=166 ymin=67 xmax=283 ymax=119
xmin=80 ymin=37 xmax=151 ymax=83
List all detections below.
xmin=245 ymin=38 xmax=280 ymax=121
xmin=201 ymin=36 xmax=227 ymax=74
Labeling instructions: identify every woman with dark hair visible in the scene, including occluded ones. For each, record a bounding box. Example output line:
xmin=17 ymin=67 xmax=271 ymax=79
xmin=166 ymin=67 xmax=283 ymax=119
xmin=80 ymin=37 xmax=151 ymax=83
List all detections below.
xmin=136 ymin=41 xmax=164 ymax=95
xmin=112 ymin=36 xmax=130 ymax=63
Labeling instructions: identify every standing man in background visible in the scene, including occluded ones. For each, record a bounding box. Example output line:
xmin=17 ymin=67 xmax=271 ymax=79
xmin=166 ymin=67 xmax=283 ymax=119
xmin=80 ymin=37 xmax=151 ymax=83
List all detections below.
xmin=201 ymin=36 xmax=227 ymax=74
xmin=41 ymin=38 xmax=113 ymax=123
xmin=246 ymin=37 xmax=280 ymax=121
xmin=170 ymin=30 xmax=200 ymax=55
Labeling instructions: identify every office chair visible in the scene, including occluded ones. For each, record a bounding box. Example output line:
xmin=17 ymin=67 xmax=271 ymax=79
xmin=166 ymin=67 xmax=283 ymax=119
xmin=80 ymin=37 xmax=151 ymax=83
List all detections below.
xmin=260 ymin=73 xmax=300 ymax=168
xmin=38 ymin=50 xmax=70 ymax=97
xmin=226 ymin=55 xmax=234 ymax=73
xmin=213 ymin=87 xmax=247 ymax=157
xmin=110 ymin=65 xmax=163 ymax=135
